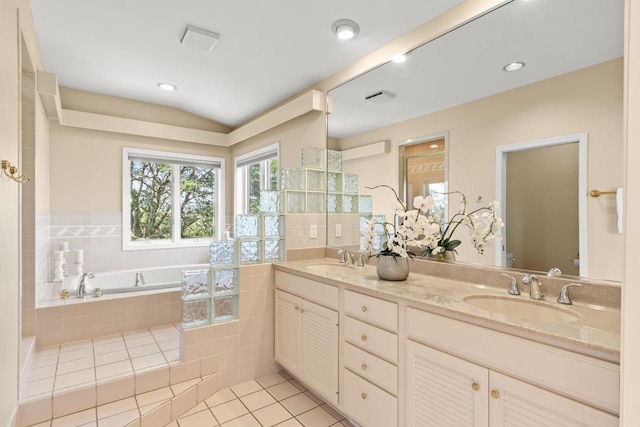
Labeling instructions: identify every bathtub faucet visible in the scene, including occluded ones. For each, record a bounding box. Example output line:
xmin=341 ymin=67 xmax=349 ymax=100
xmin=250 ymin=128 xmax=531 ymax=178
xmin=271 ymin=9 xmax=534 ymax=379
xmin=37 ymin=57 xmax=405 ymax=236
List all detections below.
xmin=77 ymin=272 xmax=94 ymax=298
xmin=135 ymin=272 xmax=145 ymax=287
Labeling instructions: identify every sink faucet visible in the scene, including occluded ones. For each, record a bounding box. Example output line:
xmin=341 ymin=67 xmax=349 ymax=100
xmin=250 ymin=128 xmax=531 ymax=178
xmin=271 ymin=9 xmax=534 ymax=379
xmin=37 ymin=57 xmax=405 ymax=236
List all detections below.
xmin=77 ymin=272 xmax=94 ymax=298
xmin=522 ymin=274 xmax=544 ymax=300
xmin=557 ymin=283 xmax=582 ymax=305
xmin=338 ymin=249 xmax=355 ymax=264
xmin=501 ymin=273 xmax=520 ymax=295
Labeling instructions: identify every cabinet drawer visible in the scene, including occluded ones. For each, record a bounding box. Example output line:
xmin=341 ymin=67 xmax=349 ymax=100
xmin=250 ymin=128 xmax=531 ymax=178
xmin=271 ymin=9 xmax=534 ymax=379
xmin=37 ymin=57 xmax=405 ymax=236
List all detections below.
xmin=344 ymin=316 xmax=398 ymax=364
xmin=344 ymin=342 xmax=397 ymax=395
xmin=344 ymin=290 xmax=398 ymax=332
xmin=275 ymin=271 xmax=338 ymax=310
xmin=343 ymin=368 xmax=397 ymax=427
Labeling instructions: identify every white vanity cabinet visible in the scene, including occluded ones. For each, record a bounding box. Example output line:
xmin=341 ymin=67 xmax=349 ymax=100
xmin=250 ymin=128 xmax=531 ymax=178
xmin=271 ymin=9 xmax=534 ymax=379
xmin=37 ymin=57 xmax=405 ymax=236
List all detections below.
xmin=405 ymin=308 xmax=619 ymax=426
xmin=341 ymin=290 xmax=399 ymax=427
xmin=274 ymin=272 xmax=339 ymax=406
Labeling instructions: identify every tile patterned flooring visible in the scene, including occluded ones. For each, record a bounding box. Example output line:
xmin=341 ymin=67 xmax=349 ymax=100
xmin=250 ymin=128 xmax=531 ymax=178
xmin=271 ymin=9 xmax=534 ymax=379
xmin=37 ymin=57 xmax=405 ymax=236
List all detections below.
xmin=22 ymin=324 xmax=180 ymax=402
xmin=29 ymin=372 xmax=349 ymax=427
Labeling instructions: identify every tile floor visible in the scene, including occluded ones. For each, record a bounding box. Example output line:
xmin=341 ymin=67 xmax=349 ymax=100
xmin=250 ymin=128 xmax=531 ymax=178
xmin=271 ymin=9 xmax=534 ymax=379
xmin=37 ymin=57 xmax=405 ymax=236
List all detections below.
xmin=28 ymin=372 xmax=350 ymax=427
xmin=22 ymin=324 xmax=180 ymax=402
xmin=169 ymin=372 xmax=350 ymax=427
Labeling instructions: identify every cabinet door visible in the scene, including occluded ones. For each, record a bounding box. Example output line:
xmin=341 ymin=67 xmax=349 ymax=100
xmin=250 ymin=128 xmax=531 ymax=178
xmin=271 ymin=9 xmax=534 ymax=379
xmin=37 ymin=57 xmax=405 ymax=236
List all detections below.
xmin=406 ymin=340 xmax=489 ymax=427
xmin=489 ymin=371 xmax=618 ymax=427
xmin=301 ymin=299 xmax=339 ymax=406
xmin=275 ymin=290 xmax=302 ymax=377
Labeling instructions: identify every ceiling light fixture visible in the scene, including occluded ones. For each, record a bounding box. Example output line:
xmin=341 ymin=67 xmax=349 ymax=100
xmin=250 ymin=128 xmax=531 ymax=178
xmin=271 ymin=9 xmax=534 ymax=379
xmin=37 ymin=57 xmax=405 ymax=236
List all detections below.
xmin=503 ymin=62 xmax=525 ymax=72
xmin=157 ymin=82 xmax=178 ymax=91
xmin=392 ymin=54 xmax=407 ymax=64
xmin=331 ymin=19 xmax=360 ymax=40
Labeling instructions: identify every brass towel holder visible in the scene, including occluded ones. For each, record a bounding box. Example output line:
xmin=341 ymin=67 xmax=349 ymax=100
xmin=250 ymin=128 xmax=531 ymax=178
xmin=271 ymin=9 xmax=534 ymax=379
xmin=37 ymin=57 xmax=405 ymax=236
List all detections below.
xmin=590 ymin=189 xmax=616 ymax=198
xmin=1 ymin=160 xmax=30 ymax=183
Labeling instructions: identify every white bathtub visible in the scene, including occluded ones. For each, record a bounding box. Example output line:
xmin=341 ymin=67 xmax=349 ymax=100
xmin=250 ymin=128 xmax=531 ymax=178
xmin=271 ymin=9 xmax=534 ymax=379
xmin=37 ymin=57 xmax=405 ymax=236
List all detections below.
xmin=63 ymin=264 xmax=209 ymax=296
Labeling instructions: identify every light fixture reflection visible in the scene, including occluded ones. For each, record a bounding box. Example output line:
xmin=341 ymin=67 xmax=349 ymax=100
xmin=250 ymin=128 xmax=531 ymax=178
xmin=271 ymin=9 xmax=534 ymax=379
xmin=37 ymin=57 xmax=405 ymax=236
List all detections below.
xmin=157 ymin=82 xmax=178 ymax=91
xmin=503 ymin=62 xmax=525 ymax=72
xmin=392 ymin=54 xmax=407 ymax=63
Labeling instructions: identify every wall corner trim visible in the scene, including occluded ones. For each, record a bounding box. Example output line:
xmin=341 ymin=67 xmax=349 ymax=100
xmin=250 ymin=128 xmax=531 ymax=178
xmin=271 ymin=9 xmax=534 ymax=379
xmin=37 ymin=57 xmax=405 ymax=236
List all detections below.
xmin=37 ymin=70 xmax=62 ymax=120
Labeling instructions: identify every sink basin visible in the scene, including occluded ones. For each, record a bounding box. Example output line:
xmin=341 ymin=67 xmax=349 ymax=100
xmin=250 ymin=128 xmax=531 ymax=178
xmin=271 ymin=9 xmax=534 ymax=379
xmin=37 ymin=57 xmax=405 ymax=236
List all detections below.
xmin=463 ymin=295 xmax=581 ymax=322
xmin=305 ymin=263 xmax=356 ymax=274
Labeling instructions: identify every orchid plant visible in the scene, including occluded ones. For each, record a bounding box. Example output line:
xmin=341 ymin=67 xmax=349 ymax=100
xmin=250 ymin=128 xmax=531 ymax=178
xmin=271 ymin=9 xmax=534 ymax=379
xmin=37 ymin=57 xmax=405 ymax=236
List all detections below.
xmin=361 ymin=185 xmax=504 ymax=259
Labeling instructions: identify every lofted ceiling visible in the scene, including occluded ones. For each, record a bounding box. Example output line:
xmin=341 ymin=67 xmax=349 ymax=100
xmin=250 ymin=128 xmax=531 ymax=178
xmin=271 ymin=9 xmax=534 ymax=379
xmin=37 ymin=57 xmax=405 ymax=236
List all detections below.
xmin=30 ymin=0 xmax=465 ymax=128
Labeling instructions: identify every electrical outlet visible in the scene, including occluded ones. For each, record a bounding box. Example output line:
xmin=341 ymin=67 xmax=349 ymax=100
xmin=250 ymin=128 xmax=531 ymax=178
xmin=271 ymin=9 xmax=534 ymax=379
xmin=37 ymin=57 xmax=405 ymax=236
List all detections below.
xmin=309 ymin=224 xmax=317 ymax=239
xmin=335 ymin=223 xmax=342 ymax=238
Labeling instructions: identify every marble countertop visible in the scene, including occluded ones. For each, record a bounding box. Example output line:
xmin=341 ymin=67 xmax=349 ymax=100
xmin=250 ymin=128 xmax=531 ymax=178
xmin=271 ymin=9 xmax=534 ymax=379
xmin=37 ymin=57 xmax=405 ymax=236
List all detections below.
xmin=274 ymin=258 xmax=621 ymax=363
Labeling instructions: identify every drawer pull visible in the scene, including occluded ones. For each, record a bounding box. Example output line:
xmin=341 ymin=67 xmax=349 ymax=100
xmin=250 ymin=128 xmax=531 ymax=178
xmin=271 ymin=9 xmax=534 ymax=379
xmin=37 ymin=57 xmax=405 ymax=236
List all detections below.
xmin=294 ymin=305 xmax=300 ymax=311
xmin=361 ymin=335 xmax=368 ymax=342
xmin=361 ymin=305 xmax=368 ymax=312
xmin=361 ymin=392 xmax=367 ymax=400
xmin=300 ymin=309 xmax=305 ymax=313
xmin=491 ymin=390 xmax=500 ymax=399
xmin=361 ymin=363 xmax=367 ymax=371
xmin=471 ymin=383 xmax=479 ymax=392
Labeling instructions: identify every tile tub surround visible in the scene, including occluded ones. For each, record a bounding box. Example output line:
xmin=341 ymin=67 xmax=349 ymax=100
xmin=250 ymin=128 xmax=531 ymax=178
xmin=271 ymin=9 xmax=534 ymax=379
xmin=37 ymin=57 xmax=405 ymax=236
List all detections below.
xmin=275 ymin=257 xmax=621 ymax=362
xmin=181 ymin=263 xmax=279 ymax=388
xmin=34 ymin=291 xmax=182 ymax=348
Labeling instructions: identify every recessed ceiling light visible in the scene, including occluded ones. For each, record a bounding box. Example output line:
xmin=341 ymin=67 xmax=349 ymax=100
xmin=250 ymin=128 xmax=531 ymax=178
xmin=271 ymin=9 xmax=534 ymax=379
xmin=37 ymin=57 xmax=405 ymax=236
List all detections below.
xmin=392 ymin=54 xmax=407 ymax=64
xmin=331 ymin=19 xmax=360 ymax=40
xmin=503 ymin=62 xmax=525 ymax=72
xmin=157 ymin=82 xmax=178 ymax=91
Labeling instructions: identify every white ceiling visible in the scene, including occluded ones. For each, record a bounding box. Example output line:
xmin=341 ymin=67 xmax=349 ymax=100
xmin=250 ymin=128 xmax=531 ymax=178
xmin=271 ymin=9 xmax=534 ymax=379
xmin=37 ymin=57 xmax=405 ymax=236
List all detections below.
xmin=30 ymin=0 xmax=465 ymax=128
xmin=328 ymin=0 xmax=624 ymax=138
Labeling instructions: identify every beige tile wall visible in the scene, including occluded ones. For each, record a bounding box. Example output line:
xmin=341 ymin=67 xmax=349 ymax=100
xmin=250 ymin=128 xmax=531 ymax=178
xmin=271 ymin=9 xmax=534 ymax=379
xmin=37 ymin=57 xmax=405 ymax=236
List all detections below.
xmin=284 ymin=214 xmax=326 ymax=250
xmin=35 ymin=292 xmax=182 ymax=347
xmin=181 ymin=263 xmax=278 ymax=388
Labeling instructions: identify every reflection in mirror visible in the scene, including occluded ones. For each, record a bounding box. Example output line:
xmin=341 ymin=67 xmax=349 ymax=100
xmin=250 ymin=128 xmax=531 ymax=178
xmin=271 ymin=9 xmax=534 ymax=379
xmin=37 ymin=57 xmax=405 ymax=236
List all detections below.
xmin=327 ymin=0 xmax=624 ymax=282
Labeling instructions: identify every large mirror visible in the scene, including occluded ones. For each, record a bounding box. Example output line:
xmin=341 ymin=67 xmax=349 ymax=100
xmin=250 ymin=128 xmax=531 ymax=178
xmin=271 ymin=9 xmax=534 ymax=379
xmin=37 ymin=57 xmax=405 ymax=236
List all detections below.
xmin=327 ymin=0 xmax=624 ymax=282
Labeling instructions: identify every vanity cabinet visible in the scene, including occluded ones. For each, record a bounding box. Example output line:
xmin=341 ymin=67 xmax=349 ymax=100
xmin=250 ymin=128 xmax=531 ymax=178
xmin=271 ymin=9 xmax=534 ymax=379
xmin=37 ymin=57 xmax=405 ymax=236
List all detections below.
xmin=341 ymin=290 xmax=399 ymax=427
xmin=405 ymin=308 xmax=619 ymax=426
xmin=274 ymin=272 xmax=339 ymax=406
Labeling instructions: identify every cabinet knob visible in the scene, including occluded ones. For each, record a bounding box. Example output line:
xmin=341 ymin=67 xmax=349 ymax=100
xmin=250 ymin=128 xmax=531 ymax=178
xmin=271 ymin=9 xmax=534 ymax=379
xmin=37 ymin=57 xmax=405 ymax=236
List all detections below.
xmin=300 ymin=309 xmax=305 ymax=313
xmin=471 ymin=383 xmax=479 ymax=392
xmin=361 ymin=305 xmax=368 ymax=312
xmin=361 ymin=363 xmax=367 ymax=371
xmin=361 ymin=392 xmax=367 ymax=400
xmin=361 ymin=335 xmax=368 ymax=342
xmin=294 ymin=305 xmax=300 ymax=311
xmin=491 ymin=390 xmax=500 ymax=399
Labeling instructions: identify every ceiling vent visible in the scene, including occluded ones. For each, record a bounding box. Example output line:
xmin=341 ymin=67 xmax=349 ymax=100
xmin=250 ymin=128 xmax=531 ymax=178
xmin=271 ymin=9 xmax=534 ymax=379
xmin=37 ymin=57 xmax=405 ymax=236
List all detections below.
xmin=365 ymin=90 xmax=396 ymax=103
xmin=181 ymin=25 xmax=220 ymax=52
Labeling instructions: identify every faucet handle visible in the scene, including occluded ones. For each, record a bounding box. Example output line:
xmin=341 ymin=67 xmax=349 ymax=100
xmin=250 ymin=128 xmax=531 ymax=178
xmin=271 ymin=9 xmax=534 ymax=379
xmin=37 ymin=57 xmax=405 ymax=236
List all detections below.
xmin=338 ymin=249 xmax=347 ymax=263
xmin=547 ymin=267 xmax=562 ymax=277
xmin=501 ymin=273 xmax=519 ymax=295
xmin=522 ymin=274 xmax=536 ymax=284
xmin=557 ymin=283 xmax=582 ymax=305
xmin=357 ymin=254 xmax=366 ymax=267
xmin=83 ymin=272 xmax=95 ymax=279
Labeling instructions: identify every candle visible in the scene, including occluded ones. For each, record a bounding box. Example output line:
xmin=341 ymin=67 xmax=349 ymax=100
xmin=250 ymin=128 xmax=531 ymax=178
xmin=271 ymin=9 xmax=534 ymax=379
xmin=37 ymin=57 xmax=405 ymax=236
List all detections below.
xmin=74 ymin=249 xmax=83 ymax=264
xmin=59 ymin=242 xmax=69 ymax=252
xmin=53 ymin=250 xmax=63 ymax=261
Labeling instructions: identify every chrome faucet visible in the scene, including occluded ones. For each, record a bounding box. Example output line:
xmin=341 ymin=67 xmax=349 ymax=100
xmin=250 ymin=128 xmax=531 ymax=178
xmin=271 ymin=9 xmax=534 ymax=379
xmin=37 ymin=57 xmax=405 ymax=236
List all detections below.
xmin=338 ymin=249 xmax=355 ymax=264
xmin=502 ymin=273 xmax=520 ymax=295
xmin=135 ymin=272 xmax=145 ymax=287
xmin=522 ymin=274 xmax=544 ymax=300
xmin=557 ymin=283 xmax=582 ymax=305
xmin=357 ymin=253 xmax=366 ymax=267
xmin=77 ymin=272 xmax=94 ymax=298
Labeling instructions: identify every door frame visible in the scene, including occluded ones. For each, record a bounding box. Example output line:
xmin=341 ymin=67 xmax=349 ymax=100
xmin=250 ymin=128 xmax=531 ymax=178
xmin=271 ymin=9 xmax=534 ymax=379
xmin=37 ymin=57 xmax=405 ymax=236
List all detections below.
xmin=494 ymin=132 xmax=588 ymax=276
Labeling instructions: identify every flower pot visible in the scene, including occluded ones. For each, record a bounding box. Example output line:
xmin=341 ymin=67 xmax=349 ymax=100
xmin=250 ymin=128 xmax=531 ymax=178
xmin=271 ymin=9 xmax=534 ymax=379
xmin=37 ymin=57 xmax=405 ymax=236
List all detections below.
xmin=376 ymin=256 xmax=410 ymax=281
xmin=430 ymin=250 xmax=456 ymax=261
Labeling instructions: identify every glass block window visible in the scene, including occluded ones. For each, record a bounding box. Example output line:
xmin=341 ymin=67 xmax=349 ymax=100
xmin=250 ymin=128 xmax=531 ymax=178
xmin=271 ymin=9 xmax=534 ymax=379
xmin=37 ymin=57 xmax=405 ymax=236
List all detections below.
xmin=235 ymin=144 xmax=279 ymax=215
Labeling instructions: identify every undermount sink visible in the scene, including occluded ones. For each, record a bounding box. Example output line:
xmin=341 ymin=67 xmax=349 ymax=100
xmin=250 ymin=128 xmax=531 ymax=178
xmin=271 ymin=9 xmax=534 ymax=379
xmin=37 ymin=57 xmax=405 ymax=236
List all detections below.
xmin=304 ymin=263 xmax=356 ymax=274
xmin=463 ymin=295 xmax=581 ymax=322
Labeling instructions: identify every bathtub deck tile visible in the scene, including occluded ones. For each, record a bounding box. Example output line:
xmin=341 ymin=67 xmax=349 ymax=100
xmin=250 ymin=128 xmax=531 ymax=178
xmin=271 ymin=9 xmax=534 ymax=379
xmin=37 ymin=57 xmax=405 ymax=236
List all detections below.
xmin=95 ymin=349 xmax=130 ymax=367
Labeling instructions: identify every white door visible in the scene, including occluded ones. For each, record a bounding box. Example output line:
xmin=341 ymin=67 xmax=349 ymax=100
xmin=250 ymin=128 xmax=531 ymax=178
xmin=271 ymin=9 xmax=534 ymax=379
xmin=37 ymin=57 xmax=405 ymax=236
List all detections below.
xmin=301 ymin=299 xmax=338 ymax=406
xmin=489 ymin=371 xmax=618 ymax=426
xmin=275 ymin=290 xmax=303 ymax=377
xmin=405 ymin=340 xmax=489 ymax=427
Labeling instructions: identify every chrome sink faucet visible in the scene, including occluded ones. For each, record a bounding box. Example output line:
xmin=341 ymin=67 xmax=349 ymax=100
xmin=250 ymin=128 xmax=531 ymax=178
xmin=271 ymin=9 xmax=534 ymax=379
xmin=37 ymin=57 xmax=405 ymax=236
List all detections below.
xmin=522 ymin=274 xmax=544 ymax=300
xmin=502 ymin=273 xmax=520 ymax=295
xmin=338 ymin=249 xmax=355 ymax=264
xmin=77 ymin=272 xmax=94 ymax=298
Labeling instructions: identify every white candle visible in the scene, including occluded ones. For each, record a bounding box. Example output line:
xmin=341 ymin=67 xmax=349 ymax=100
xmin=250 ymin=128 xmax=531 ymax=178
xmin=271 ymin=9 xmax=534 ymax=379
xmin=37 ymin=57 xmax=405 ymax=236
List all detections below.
xmin=59 ymin=242 xmax=69 ymax=252
xmin=74 ymin=249 xmax=83 ymax=264
xmin=53 ymin=250 xmax=63 ymax=261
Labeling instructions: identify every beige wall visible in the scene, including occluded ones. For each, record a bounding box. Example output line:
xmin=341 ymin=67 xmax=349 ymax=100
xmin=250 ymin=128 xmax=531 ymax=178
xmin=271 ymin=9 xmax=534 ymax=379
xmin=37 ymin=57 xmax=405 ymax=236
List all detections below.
xmin=35 ymin=95 xmax=50 ymax=210
xmin=338 ymin=58 xmax=623 ymax=281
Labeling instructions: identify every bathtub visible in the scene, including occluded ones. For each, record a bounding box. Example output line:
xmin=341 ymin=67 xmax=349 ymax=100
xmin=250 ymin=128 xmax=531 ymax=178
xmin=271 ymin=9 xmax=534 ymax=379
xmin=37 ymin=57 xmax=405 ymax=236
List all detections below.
xmin=63 ymin=264 xmax=209 ymax=296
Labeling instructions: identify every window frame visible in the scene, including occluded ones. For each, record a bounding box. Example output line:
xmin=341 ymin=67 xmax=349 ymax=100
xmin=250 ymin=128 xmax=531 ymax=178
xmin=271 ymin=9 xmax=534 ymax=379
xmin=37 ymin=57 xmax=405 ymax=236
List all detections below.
xmin=234 ymin=142 xmax=280 ymax=216
xmin=122 ymin=147 xmax=225 ymax=251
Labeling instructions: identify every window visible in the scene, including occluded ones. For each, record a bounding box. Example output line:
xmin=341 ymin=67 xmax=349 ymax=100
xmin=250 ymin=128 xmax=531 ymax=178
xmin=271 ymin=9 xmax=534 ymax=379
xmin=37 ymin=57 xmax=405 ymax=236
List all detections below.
xmin=234 ymin=143 xmax=279 ymax=215
xmin=123 ymin=148 xmax=225 ymax=249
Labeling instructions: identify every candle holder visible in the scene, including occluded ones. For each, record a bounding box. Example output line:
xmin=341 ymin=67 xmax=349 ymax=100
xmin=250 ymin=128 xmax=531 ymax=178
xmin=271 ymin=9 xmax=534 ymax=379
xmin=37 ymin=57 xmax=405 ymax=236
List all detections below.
xmin=74 ymin=262 xmax=83 ymax=276
xmin=53 ymin=258 xmax=64 ymax=282
xmin=62 ymin=251 xmax=70 ymax=277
